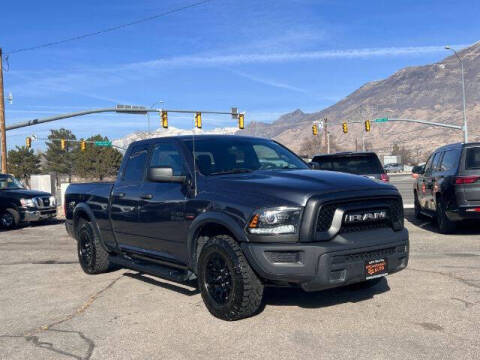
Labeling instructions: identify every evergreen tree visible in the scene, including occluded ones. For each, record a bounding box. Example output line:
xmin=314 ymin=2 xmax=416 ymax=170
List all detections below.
xmin=7 ymin=146 xmax=41 ymax=187
xmin=44 ymin=128 xmax=78 ymax=183
xmin=75 ymin=135 xmax=122 ymax=181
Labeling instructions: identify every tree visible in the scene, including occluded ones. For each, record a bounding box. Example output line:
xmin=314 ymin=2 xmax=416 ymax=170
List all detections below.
xmin=299 ymin=136 xmax=322 ymax=158
xmin=75 ymin=135 xmax=122 ymax=181
xmin=7 ymin=146 xmax=41 ymax=187
xmin=44 ymin=128 xmax=78 ymax=183
xmin=392 ymin=143 xmax=415 ymax=165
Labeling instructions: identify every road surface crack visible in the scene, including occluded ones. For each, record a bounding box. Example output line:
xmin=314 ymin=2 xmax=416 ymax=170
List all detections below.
xmin=26 ymin=274 xmax=124 ymax=335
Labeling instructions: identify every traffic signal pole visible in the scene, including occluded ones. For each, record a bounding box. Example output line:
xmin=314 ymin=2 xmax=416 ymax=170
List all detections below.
xmin=0 ymin=49 xmax=7 ymax=173
xmin=5 ymin=105 xmax=240 ymax=131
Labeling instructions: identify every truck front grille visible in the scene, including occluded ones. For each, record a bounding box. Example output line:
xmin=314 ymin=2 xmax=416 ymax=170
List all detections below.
xmin=315 ymin=197 xmax=403 ymax=234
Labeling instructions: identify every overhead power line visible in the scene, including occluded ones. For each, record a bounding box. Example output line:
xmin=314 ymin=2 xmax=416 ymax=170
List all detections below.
xmin=5 ymin=0 xmax=214 ymax=56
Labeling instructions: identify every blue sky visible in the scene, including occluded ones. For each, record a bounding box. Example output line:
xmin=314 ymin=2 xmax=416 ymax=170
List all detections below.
xmin=1 ymin=0 xmax=478 ymax=150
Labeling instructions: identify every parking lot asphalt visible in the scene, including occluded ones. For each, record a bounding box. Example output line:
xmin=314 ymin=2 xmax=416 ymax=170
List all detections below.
xmin=389 ymin=174 xmax=415 ymax=206
xmin=1 ymin=215 xmax=479 ymax=360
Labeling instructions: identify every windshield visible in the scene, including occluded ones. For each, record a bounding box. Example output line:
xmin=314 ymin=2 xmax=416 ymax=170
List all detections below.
xmin=312 ymin=154 xmax=384 ymax=175
xmin=0 ymin=174 xmax=25 ymax=190
xmin=182 ymin=137 xmax=308 ymax=175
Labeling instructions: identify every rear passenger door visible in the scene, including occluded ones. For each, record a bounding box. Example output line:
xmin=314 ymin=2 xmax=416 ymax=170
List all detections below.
xmin=110 ymin=144 xmax=148 ymax=249
xmin=424 ymin=152 xmax=442 ymax=210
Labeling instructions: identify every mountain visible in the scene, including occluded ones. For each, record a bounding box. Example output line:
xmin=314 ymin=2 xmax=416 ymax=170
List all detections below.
xmin=243 ymin=42 xmax=480 ymax=160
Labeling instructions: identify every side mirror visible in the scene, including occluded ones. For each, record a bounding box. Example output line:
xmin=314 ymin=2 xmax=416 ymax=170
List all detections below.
xmin=148 ymin=167 xmax=186 ymax=183
xmin=309 ymin=162 xmax=320 ymax=169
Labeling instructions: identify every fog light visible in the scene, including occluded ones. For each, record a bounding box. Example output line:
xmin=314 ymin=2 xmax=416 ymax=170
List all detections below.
xmin=264 ymin=251 xmax=303 ymax=264
xmin=329 ymin=269 xmax=346 ymax=282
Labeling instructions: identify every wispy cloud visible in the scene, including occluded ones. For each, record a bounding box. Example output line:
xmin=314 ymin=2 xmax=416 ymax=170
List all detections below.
xmin=131 ymin=44 xmax=469 ymax=69
xmin=231 ymin=70 xmax=309 ymax=94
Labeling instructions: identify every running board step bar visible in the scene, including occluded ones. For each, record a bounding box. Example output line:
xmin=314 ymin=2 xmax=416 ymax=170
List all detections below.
xmin=110 ymin=255 xmax=196 ymax=283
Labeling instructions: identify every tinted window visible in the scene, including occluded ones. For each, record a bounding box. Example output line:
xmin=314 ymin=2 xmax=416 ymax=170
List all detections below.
xmin=432 ymin=152 xmax=443 ymax=172
xmin=465 ymin=147 xmax=480 ymax=170
xmin=425 ymin=152 xmax=440 ymax=175
xmin=182 ymin=137 xmax=307 ymax=175
xmin=312 ymin=154 xmax=383 ymax=175
xmin=439 ymin=150 xmax=458 ymax=172
xmin=123 ymin=147 xmax=147 ymax=182
xmin=150 ymin=142 xmax=185 ymax=176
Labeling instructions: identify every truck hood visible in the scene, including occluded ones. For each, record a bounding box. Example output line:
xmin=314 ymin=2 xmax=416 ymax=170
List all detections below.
xmin=0 ymin=189 xmax=51 ymax=199
xmin=207 ymin=169 xmax=396 ymax=206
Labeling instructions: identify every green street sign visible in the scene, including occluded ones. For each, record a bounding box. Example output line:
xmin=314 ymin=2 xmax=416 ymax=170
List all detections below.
xmin=94 ymin=141 xmax=112 ymax=147
xmin=374 ymin=117 xmax=389 ymax=123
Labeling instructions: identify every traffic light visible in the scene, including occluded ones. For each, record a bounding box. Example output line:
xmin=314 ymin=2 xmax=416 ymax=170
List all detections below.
xmin=61 ymin=139 xmax=66 ymax=150
xmin=238 ymin=114 xmax=245 ymax=130
xmin=161 ymin=111 xmax=168 ymax=128
xmin=342 ymin=122 xmax=348 ymax=134
xmin=312 ymin=124 xmax=318 ymax=136
xmin=26 ymin=137 xmax=32 ymax=149
xmin=81 ymin=140 xmax=86 ymax=151
xmin=195 ymin=112 xmax=202 ymax=129
xmin=365 ymin=119 xmax=371 ymax=132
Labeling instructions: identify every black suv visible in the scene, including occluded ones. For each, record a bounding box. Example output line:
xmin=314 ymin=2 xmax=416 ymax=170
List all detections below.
xmin=413 ymin=142 xmax=480 ymax=233
xmin=311 ymin=152 xmax=389 ymax=182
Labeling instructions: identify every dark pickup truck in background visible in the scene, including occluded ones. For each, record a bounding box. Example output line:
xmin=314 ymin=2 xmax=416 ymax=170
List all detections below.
xmin=65 ymin=135 xmax=409 ymax=320
xmin=0 ymin=173 xmax=57 ymax=229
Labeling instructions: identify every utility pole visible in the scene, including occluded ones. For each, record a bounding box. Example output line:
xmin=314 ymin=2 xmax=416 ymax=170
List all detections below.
xmin=327 ymin=132 xmax=330 ymax=154
xmin=445 ymin=46 xmax=468 ymax=143
xmin=323 ymin=118 xmax=328 ymax=153
xmin=0 ymin=48 xmax=7 ymax=173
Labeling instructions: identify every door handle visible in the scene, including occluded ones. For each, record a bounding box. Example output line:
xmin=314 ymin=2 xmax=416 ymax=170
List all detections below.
xmin=141 ymin=194 xmax=153 ymax=200
xmin=114 ymin=192 xmax=125 ymax=198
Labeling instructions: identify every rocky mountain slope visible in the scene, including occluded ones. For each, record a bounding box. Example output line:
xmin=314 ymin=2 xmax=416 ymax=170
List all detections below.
xmin=243 ymin=42 xmax=480 ymax=160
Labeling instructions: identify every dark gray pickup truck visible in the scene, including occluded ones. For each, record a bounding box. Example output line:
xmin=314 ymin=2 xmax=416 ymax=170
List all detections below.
xmin=65 ymin=135 xmax=409 ymax=320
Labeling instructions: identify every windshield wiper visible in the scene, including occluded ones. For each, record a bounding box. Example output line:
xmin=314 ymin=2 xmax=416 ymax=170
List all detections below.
xmin=209 ymin=168 xmax=253 ymax=176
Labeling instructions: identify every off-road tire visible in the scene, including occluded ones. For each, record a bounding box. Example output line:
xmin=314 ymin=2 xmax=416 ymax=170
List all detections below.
xmin=0 ymin=208 xmax=20 ymax=230
xmin=77 ymin=219 xmax=112 ymax=274
xmin=197 ymin=235 xmax=264 ymax=321
xmin=436 ymin=199 xmax=456 ymax=234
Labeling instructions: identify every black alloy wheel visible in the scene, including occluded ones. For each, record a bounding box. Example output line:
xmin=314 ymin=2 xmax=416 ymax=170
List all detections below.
xmin=78 ymin=229 xmax=95 ymax=273
xmin=204 ymin=252 xmax=233 ymax=305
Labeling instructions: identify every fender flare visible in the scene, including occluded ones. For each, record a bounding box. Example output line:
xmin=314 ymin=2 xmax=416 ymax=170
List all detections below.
xmin=72 ymin=203 xmax=107 ymax=250
xmin=187 ymin=211 xmax=248 ymax=269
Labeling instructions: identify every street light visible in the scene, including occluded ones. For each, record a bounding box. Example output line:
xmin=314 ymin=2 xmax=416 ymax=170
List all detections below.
xmin=445 ymin=46 xmax=468 ymax=143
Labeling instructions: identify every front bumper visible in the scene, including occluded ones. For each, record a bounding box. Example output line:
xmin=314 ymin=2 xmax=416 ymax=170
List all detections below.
xmin=20 ymin=208 xmax=57 ymax=222
xmin=241 ymin=228 xmax=409 ymax=292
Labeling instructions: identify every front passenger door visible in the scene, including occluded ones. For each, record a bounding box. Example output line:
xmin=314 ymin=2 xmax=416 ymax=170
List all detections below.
xmin=136 ymin=141 xmax=190 ymax=264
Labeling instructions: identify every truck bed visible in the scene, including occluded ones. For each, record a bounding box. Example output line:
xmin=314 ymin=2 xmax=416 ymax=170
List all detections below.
xmin=65 ymin=182 xmax=115 ymax=246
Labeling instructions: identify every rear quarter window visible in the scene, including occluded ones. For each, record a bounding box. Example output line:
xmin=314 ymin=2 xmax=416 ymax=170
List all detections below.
xmin=465 ymin=147 xmax=480 ymax=170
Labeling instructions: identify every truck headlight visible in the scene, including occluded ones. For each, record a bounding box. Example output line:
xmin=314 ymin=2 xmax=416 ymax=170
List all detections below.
xmin=49 ymin=196 xmax=56 ymax=206
xmin=20 ymin=198 xmax=35 ymax=208
xmin=247 ymin=207 xmax=302 ymax=235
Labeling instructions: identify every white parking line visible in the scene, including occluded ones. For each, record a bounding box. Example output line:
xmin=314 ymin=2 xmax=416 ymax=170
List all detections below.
xmin=404 ymin=204 xmax=414 ymax=209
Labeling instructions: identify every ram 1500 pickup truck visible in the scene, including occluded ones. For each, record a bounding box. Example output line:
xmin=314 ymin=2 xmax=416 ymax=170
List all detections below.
xmin=65 ymin=135 xmax=409 ymax=320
